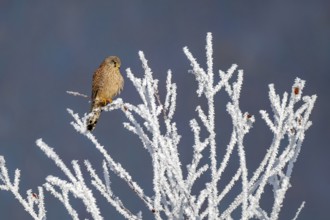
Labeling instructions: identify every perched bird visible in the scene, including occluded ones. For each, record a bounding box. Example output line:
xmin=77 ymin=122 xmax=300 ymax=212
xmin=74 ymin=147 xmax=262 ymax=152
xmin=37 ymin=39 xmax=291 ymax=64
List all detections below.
xmin=86 ymin=56 xmax=124 ymax=131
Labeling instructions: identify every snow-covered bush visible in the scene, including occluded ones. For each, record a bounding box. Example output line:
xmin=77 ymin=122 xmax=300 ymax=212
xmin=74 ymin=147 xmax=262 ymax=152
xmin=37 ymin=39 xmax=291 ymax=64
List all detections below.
xmin=0 ymin=33 xmax=316 ymax=220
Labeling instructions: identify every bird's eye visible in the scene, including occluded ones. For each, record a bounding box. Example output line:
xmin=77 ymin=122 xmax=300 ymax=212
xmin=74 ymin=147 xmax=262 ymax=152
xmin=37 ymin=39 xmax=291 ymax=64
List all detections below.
xmin=113 ymin=61 xmax=117 ymax=67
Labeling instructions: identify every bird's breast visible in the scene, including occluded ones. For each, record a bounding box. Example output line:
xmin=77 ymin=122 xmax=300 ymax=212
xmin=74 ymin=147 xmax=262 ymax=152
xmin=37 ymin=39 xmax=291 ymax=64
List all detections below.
xmin=103 ymin=70 xmax=123 ymax=98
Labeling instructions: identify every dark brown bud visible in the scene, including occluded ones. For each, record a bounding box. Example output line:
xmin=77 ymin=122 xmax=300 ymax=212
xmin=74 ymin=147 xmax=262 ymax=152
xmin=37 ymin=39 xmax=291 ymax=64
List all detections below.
xmin=32 ymin=193 xmax=38 ymax=199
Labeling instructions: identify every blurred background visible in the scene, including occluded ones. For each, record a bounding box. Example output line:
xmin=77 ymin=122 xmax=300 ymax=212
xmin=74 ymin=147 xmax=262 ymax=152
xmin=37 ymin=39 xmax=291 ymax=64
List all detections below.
xmin=0 ymin=0 xmax=329 ymax=219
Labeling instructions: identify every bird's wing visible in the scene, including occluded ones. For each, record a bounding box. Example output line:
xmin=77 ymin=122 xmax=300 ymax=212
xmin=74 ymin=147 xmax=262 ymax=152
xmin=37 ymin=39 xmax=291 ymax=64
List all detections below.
xmin=91 ymin=68 xmax=103 ymax=101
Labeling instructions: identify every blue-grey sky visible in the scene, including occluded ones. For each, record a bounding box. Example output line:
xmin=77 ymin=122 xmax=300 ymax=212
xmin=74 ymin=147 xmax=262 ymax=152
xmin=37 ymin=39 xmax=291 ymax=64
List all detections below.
xmin=0 ymin=1 xmax=329 ymax=219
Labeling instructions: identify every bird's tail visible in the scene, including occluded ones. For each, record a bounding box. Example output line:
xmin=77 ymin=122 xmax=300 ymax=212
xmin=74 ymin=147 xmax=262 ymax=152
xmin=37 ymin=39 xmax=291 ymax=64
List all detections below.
xmin=86 ymin=108 xmax=101 ymax=131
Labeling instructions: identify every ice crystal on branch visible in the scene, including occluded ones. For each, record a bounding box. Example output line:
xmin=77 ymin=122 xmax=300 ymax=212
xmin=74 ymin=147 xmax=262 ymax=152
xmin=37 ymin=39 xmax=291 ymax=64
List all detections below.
xmin=0 ymin=33 xmax=316 ymax=219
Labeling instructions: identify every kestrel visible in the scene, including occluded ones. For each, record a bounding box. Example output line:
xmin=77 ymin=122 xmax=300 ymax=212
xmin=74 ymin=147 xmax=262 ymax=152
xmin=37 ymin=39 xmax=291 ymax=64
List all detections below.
xmin=86 ymin=56 xmax=124 ymax=131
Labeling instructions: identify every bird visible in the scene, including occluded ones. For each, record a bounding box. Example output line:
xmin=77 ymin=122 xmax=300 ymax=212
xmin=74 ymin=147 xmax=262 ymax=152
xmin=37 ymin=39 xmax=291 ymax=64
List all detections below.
xmin=86 ymin=56 xmax=124 ymax=131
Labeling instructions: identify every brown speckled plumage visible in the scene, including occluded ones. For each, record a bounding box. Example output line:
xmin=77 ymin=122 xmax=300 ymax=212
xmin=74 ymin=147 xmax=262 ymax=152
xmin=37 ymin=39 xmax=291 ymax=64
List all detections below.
xmin=87 ymin=56 xmax=124 ymax=131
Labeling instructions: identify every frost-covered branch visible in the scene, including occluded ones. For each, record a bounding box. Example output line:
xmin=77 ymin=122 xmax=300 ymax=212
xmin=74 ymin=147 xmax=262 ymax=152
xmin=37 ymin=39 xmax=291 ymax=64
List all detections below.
xmin=85 ymin=160 xmax=142 ymax=220
xmin=0 ymin=156 xmax=46 ymax=220
xmin=36 ymin=139 xmax=103 ymax=220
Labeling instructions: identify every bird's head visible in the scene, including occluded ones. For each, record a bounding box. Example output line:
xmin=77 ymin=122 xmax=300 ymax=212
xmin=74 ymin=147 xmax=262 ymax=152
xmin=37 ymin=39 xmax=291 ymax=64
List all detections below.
xmin=104 ymin=56 xmax=121 ymax=69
